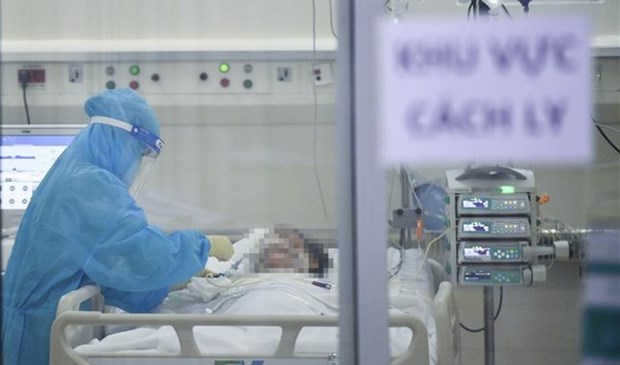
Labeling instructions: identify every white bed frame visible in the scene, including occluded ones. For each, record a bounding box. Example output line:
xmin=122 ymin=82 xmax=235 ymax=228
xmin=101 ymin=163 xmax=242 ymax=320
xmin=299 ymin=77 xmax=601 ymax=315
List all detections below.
xmin=50 ymin=261 xmax=461 ymax=365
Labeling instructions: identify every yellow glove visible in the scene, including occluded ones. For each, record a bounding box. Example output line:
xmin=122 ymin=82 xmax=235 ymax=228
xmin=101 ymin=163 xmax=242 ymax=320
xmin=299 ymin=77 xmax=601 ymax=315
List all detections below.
xmin=194 ymin=268 xmax=218 ymax=278
xmin=206 ymin=235 xmax=234 ymax=262
xmin=170 ymin=269 xmax=216 ymax=291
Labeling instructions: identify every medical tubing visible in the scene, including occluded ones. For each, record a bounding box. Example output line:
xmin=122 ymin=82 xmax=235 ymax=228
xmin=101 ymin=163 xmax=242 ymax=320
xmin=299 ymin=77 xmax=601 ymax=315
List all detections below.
xmin=203 ymin=281 xmax=337 ymax=314
xmin=595 ymin=123 xmax=620 ymax=155
xmin=593 ymin=122 xmax=620 ymax=134
xmin=418 ymin=226 xmax=455 ymax=271
xmin=311 ymin=0 xmax=330 ymax=224
xmin=205 ymin=277 xmax=235 ymax=288
xmin=459 ymin=286 xmax=504 ymax=333
xmin=388 ymin=170 xmax=396 ymax=214
xmin=388 ymin=241 xmax=406 ymax=279
xmin=476 ymin=0 xmax=490 ymax=16
xmin=266 ymin=281 xmax=340 ymax=310
xmin=328 ymin=0 xmax=338 ymax=40
xmin=21 ymin=82 xmax=31 ymax=125
xmin=546 ymin=255 xmax=556 ymax=270
xmin=501 ymin=4 xmax=512 ymax=19
xmin=467 ymin=0 xmax=477 ymax=19
xmin=405 ymin=170 xmax=424 ymax=212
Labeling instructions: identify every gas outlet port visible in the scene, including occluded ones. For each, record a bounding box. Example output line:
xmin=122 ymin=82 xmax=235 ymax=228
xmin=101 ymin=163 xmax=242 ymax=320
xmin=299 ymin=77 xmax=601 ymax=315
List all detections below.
xmin=68 ymin=63 xmax=83 ymax=83
xmin=277 ymin=67 xmax=292 ymax=82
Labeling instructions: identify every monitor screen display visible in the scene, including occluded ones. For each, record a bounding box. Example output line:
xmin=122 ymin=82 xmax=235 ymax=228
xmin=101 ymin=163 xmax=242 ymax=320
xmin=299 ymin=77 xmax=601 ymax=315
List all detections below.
xmin=1 ymin=125 xmax=82 ymax=211
xmin=462 ymin=221 xmax=491 ymax=233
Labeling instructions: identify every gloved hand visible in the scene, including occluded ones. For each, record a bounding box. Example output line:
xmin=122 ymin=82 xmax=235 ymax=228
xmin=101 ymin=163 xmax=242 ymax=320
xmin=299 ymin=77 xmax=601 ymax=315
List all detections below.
xmin=171 ymin=269 xmax=218 ymax=291
xmin=206 ymin=235 xmax=234 ymax=262
xmin=194 ymin=268 xmax=218 ymax=278
xmin=170 ymin=282 xmax=189 ymax=291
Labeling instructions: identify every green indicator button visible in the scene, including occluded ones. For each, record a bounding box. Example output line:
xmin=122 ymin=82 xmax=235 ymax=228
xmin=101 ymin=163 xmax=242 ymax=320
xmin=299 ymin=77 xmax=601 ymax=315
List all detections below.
xmin=219 ymin=63 xmax=230 ymax=73
xmin=500 ymin=185 xmax=515 ymax=194
xmin=129 ymin=65 xmax=140 ymax=76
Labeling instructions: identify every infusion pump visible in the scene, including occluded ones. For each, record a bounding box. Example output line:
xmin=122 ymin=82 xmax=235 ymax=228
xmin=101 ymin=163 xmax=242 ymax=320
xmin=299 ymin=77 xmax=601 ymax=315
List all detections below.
xmin=446 ymin=166 xmax=550 ymax=286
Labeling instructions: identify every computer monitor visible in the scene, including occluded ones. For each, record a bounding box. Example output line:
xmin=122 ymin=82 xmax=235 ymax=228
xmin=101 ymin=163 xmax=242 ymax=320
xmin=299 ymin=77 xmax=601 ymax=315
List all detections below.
xmin=1 ymin=125 xmax=84 ymax=212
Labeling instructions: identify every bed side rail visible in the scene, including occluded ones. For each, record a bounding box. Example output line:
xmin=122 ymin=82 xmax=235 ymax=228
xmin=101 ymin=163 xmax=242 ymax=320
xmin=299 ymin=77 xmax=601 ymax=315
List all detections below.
xmin=52 ymin=312 xmax=430 ymax=365
xmin=434 ymin=281 xmax=462 ymax=365
xmin=54 ymin=285 xmax=106 ymax=350
xmin=56 ymin=285 xmax=101 ymax=315
xmin=426 ymin=259 xmax=448 ymax=293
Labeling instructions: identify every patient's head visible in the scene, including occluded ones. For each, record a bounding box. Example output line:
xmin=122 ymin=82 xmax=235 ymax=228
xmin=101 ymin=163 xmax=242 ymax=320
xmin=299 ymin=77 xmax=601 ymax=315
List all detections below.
xmin=254 ymin=228 xmax=330 ymax=277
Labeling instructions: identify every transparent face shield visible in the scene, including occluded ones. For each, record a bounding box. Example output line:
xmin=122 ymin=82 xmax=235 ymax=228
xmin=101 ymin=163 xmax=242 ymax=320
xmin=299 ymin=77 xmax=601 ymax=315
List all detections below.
xmin=90 ymin=116 xmax=164 ymax=198
xmin=128 ymin=154 xmax=156 ymax=198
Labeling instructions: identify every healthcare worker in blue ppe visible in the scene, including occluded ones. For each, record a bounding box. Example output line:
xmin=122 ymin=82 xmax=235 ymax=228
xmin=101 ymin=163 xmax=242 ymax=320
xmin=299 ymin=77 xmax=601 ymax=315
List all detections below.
xmin=1 ymin=88 xmax=234 ymax=365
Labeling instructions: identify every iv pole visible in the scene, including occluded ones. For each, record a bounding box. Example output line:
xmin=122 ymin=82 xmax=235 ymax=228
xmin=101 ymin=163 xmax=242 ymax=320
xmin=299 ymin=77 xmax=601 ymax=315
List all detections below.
xmin=484 ymin=286 xmax=495 ymax=365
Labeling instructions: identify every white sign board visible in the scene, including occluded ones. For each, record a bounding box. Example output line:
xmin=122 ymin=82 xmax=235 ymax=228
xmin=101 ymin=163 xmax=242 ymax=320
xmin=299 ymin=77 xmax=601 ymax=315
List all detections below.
xmin=377 ymin=18 xmax=592 ymax=165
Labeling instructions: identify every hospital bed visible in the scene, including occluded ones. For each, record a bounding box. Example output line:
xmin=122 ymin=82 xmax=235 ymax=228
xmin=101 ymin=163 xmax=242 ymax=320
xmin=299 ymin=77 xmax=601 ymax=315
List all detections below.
xmin=50 ymin=245 xmax=461 ymax=365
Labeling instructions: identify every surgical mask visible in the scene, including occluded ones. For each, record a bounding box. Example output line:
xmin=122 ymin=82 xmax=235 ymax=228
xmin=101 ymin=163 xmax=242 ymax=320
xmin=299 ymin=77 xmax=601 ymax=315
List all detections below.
xmin=90 ymin=116 xmax=164 ymax=198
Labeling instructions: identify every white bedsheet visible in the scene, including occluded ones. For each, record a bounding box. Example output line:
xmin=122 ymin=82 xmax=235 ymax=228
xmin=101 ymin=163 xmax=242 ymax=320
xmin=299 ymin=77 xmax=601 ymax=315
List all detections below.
xmin=75 ymin=247 xmax=438 ymax=363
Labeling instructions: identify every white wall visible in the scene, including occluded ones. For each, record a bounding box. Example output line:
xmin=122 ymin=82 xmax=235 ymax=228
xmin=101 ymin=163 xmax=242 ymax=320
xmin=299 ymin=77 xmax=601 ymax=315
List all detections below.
xmin=4 ymin=0 xmax=618 ymax=41
xmin=0 ymin=59 xmax=339 ymax=230
xmin=1 ymin=0 xmax=340 ymax=229
xmin=139 ymin=104 xmax=337 ymax=230
xmin=1 ymin=0 xmax=336 ymax=43
xmin=408 ymin=0 xmax=620 ymax=39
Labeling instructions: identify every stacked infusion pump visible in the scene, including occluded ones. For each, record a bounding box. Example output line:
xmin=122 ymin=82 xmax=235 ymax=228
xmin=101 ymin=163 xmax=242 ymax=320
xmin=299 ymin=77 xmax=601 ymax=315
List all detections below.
xmin=446 ymin=166 xmax=552 ymax=286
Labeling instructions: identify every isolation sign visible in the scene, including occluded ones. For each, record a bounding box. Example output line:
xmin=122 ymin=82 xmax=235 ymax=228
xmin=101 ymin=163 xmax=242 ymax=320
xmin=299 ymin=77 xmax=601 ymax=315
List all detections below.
xmin=376 ymin=18 xmax=592 ymax=165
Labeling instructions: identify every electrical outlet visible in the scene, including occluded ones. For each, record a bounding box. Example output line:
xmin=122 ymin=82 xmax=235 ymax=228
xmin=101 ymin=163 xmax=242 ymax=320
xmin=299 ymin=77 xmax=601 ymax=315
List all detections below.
xmin=313 ymin=63 xmax=333 ymax=86
xmin=277 ymin=66 xmax=292 ymax=82
xmin=68 ymin=63 xmax=83 ymax=83
xmin=17 ymin=67 xmax=46 ymax=85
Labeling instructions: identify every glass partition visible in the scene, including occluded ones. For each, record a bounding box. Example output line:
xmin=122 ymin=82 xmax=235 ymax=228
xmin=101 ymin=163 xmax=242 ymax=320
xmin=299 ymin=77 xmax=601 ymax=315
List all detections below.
xmin=357 ymin=1 xmax=619 ymax=365
xmin=1 ymin=1 xmax=345 ymax=365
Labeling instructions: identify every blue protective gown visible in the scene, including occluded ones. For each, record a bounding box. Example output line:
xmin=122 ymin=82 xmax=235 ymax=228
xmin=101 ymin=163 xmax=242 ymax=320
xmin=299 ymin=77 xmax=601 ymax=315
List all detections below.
xmin=1 ymin=89 xmax=211 ymax=365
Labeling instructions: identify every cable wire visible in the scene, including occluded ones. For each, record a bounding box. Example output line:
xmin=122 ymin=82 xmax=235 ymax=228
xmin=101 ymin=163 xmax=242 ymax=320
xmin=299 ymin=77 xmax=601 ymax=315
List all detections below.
xmin=501 ymin=4 xmax=512 ymax=19
xmin=328 ymin=0 xmax=338 ymax=40
xmin=405 ymin=169 xmax=424 ymax=211
xmin=467 ymin=0 xmax=477 ymax=20
xmin=418 ymin=226 xmax=455 ymax=271
xmin=21 ymin=83 xmax=31 ymax=125
xmin=592 ymin=116 xmax=620 ymax=155
xmin=595 ymin=125 xmax=620 ymax=154
xmin=460 ymin=286 xmax=504 ymax=333
xmin=388 ymin=241 xmax=405 ymax=278
xmin=593 ymin=122 xmax=620 ymax=135
xmin=311 ymin=0 xmax=330 ymax=224
xmin=388 ymin=170 xmax=396 ymax=214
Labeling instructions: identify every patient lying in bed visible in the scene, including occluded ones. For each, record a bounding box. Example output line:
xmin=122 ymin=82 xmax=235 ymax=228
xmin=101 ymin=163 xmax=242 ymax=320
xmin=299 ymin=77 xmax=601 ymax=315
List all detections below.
xmin=203 ymin=227 xmax=333 ymax=278
xmin=75 ymin=228 xmax=438 ymax=362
